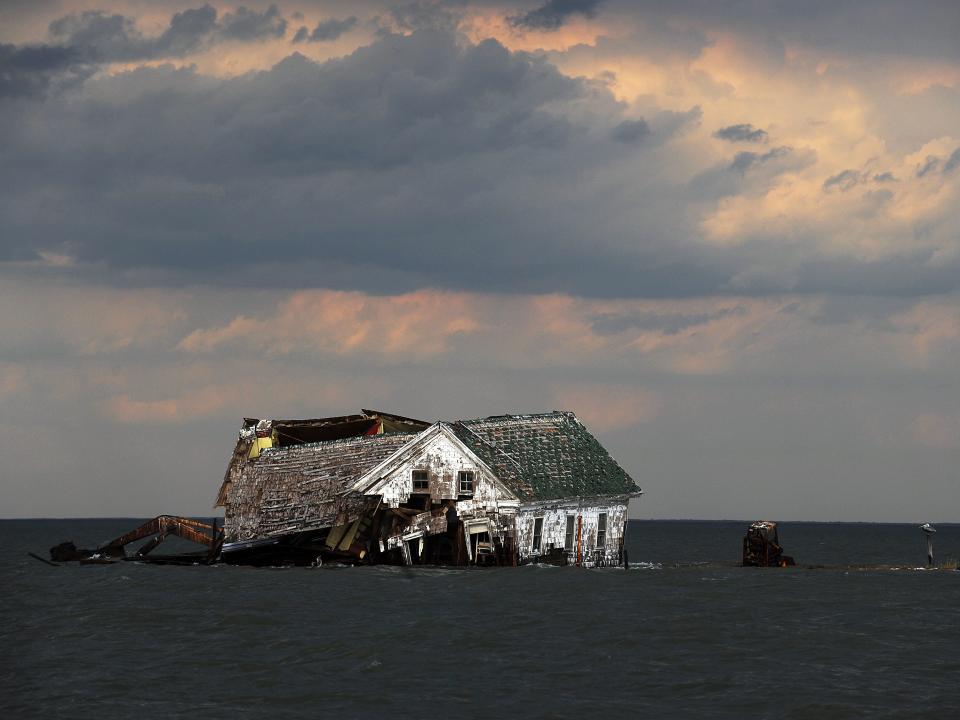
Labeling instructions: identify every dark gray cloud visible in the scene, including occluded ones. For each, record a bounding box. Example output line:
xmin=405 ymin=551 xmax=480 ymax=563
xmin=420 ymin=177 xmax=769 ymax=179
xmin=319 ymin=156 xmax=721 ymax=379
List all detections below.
xmin=509 ymin=0 xmax=604 ymax=31
xmin=0 ymin=5 xmax=288 ymax=97
xmin=161 ymin=5 xmax=221 ymax=54
xmin=293 ymin=17 xmax=359 ymax=44
xmin=944 ymin=147 xmax=960 ymax=174
xmin=0 ymin=42 xmax=88 ymax=98
xmin=611 ymin=118 xmax=650 ymax=143
xmin=218 ymin=4 xmax=286 ymax=42
xmin=916 ymin=156 xmax=939 ymax=177
xmin=911 ymin=147 xmax=960 ymax=178
xmin=0 ymin=29 xmax=658 ymax=291
xmin=729 ymin=146 xmax=792 ymax=174
xmin=0 ymin=25 xmax=957 ymax=300
xmin=713 ymin=123 xmax=767 ymax=143
xmin=873 ymin=172 xmax=896 ymax=183
xmin=46 ymin=5 xmax=286 ymax=60
xmin=823 ymin=169 xmax=863 ymax=192
xmin=390 ymin=1 xmax=464 ymax=31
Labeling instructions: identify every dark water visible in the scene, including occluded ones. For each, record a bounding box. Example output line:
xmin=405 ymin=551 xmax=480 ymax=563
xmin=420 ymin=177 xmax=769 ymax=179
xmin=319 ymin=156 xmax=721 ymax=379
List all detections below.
xmin=3 ymin=519 xmax=960 ymax=719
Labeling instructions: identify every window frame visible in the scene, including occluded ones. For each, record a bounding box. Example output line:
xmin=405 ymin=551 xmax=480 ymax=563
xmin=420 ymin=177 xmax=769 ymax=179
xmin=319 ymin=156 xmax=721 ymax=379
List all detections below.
xmin=596 ymin=512 xmax=607 ymax=548
xmin=411 ymin=469 xmax=429 ymax=493
xmin=532 ymin=516 xmax=544 ymax=553
xmin=458 ymin=470 xmax=475 ymax=495
xmin=564 ymin=514 xmax=575 ymax=550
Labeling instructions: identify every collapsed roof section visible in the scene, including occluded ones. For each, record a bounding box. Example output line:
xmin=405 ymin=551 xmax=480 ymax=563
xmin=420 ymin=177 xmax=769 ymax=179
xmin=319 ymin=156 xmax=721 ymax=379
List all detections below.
xmin=215 ymin=409 xmax=431 ymax=507
xmin=248 ymin=409 xmax=431 ymax=446
xmin=226 ymin=432 xmax=417 ymax=540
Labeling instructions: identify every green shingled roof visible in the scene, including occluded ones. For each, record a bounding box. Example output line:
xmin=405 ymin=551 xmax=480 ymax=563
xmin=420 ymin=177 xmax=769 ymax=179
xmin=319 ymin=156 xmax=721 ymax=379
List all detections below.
xmin=449 ymin=411 xmax=640 ymax=501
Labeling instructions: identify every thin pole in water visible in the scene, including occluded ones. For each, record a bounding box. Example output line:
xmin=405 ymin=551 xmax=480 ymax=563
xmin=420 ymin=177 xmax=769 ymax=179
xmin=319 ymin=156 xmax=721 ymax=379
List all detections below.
xmin=920 ymin=523 xmax=936 ymax=567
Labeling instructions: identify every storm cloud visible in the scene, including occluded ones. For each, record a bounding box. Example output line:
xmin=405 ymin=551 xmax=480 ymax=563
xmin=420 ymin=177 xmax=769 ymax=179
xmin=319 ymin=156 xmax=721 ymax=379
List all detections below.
xmin=293 ymin=17 xmax=358 ymax=43
xmin=0 ymin=4 xmax=288 ymax=96
xmin=2 ymin=11 xmax=959 ymax=300
xmin=729 ymin=146 xmax=793 ymax=174
xmin=0 ymin=42 xmax=88 ymax=98
xmin=713 ymin=123 xmax=768 ymax=143
xmin=0 ymin=27 xmax=716 ymax=297
xmin=509 ymin=0 xmax=604 ymax=30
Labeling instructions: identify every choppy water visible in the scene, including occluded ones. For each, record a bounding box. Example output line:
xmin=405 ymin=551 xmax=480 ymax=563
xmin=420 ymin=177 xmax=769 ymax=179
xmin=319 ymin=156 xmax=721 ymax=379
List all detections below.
xmin=3 ymin=519 xmax=960 ymax=718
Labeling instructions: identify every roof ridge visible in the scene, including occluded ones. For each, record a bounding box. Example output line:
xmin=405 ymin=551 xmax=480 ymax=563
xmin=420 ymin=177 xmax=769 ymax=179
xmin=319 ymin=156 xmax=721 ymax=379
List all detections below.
xmin=457 ymin=410 xmax=575 ymax=424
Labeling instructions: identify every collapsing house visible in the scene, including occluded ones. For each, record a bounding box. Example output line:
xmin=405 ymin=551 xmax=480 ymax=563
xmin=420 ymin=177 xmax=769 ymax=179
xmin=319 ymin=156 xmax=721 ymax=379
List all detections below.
xmin=216 ymin=409 xmax=642 ymax=567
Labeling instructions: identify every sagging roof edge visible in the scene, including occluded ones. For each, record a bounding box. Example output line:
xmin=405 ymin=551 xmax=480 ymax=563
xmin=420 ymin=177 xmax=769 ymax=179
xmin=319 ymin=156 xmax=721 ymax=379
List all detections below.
xmin=213 ymin=409 xmax=430 ymax=507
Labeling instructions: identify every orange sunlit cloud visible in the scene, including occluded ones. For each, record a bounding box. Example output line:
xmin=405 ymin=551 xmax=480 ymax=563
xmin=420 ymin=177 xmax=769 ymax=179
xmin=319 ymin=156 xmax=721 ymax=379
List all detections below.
xmin=179 ymin=289 xmax=482 ymax=358
xmin=553 ymin=383 xmax=661 ymax=432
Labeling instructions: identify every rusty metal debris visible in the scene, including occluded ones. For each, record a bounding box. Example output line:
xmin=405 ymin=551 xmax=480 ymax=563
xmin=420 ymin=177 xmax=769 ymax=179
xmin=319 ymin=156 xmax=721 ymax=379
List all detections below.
xmin=49 ymin=515 xmax=223 ymax=565
xmin=741 ymin=520 xmax=795 ymax=567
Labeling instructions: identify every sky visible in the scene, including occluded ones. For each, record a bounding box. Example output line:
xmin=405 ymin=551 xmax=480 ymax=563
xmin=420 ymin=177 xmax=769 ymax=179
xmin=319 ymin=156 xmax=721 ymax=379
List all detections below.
xmin=1 ymin=0 xmax=959 ymax=521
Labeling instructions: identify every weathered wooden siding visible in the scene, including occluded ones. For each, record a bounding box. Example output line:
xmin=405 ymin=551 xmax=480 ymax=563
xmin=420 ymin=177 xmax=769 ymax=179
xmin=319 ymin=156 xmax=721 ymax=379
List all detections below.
xmin=364 ymin=431 xmax=520 ymax=543
xmin=366 ymin=431 xmax=512 ymax=508
xmin=224 ymin=433 xmax=414 ymax=542
xmin=515 ymin=495 xmax=631 ymax=566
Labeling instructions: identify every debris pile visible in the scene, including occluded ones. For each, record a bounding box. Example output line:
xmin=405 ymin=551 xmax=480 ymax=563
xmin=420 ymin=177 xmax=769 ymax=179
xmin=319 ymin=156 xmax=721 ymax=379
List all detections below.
xmin=742 ymin=520 xmax=795 ymax=567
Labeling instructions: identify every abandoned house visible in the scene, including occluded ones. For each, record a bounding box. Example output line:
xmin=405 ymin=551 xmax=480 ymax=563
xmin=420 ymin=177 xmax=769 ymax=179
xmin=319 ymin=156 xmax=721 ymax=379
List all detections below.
xmin=215 ymin=409 xmax=642 ymax=567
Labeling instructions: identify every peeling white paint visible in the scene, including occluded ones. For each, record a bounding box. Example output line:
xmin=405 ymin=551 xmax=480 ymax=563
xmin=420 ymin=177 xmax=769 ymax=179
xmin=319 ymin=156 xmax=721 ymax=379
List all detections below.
xmin=515 ymin=497 xmax=631 ymax=566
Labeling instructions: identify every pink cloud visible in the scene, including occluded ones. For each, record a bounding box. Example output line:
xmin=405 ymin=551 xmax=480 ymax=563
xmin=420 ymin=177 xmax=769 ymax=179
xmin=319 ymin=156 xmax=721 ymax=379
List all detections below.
xmin=177 ymin=289 xmax=816 ymax=377
xmin=553 ymin=383 xmax=661 ymax=432
xmin=102 ymin=387 xmax=227 ymax=424
xmin=179 ymin=289 xmax=482 ymax=358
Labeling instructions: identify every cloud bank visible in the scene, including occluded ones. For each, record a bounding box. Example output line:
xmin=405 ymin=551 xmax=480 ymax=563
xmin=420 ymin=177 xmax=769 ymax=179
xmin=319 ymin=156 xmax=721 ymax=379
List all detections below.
xmin=2 ymin=1 xmax=960 ymax=520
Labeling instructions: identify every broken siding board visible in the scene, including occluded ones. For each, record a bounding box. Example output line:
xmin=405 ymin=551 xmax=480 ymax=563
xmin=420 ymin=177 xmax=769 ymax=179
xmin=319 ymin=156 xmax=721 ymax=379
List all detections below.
xmin=325 ymin=523 xmax=349 ymax=549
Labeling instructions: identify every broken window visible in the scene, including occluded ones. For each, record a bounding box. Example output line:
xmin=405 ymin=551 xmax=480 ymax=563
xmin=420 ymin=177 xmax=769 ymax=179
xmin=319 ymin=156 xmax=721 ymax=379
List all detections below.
xmin=458 ymin=470 xmax=474 ymax=494
xmin=565 ymin=515 xmax=575 ymax=550
xmin=532 ymin=517 xmax=543 ymax=552
xmin=597 ymin=513 xmax=607 ymax=548
xmin=412 ymin=470 xmax=429 ymax=492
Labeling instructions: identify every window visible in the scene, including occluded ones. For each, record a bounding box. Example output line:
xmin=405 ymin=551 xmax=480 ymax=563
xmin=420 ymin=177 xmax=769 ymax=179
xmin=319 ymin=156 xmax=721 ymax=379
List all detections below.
xmin=565 ymin=515 xmax=575 ymax=550
xmin=532 ymin=517 xmax=543 ymax=552
xmin=458 ymin=470 xmax=474 ymax=494
xmin=597 ymin=513 xmax=607 ymax=548
xmin=412 ymin=470 xmax=429 ymax=492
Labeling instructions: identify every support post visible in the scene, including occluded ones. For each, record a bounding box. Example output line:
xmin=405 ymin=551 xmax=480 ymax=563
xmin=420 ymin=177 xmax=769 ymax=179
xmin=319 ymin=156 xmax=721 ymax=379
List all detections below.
xmin=920 ymin=523 xmax=936 ymax=567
